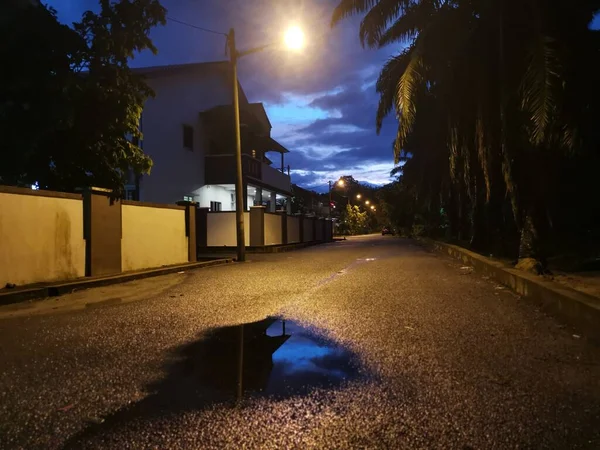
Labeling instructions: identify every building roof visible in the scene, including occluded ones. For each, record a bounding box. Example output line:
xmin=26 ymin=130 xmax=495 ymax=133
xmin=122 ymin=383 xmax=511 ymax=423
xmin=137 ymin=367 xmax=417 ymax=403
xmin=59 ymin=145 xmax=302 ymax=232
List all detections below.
xmin=132 ymin=61 xmax=250 ymax=105
xmin=248 ymin=103 xmax=272 ymax=130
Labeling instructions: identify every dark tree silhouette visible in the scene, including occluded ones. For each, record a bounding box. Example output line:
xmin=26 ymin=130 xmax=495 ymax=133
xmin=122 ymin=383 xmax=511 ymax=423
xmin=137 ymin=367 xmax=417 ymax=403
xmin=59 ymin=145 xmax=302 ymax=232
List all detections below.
xmin=334 ymin=0 xmax=600 ymax=269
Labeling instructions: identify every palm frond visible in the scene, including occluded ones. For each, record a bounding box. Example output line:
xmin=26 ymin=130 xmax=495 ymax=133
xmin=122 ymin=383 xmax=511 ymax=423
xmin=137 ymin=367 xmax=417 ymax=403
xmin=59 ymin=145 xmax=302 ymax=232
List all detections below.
xmin=448 ymin=123 xmax=459 ymax=182
xmin=377 ymin=0 xmax=436 ymax=47
xmin=520 ymin=34 xmax=561 ymax=146
xmin=331 ymin=0 xmax=380 ymax=28
xmin=359 ymin=0 xmax=410 ymax=48
xmin=392 ymin=48 xmax=424 ymax=162
xmin=375 ymin=50 xmax=411 ymax=133
xmin=475 ymin=112 xmax=491 ymax=202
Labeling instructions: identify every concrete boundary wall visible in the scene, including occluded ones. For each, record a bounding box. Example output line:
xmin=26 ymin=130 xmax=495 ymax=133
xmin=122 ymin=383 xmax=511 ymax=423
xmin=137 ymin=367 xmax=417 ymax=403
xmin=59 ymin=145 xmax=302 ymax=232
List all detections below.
xmin=206 ymin=212 xmax=250 ymax=246
xmin=287 ymin=216 xmax=300 ymax=243
xmin=0 ymin=185 xmax=196 ymax=289
xmin=121 ymin=204 xmax=188 ymax=272
xmin=303 ymin=217 xmax=315 ymax=242
xmin=315 ymin=218 xmax=324 ymax=241
xmin=264 ymin=212 xmax=283 ymax=246
xmin=0 ymin=187 xmax=85 ymax=287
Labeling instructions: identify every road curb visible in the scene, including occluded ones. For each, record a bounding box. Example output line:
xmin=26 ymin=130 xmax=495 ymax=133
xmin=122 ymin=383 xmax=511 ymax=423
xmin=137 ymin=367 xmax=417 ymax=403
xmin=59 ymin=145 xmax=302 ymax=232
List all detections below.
xmin=199 ymin=240 xmax=338 ymax=256
xmin=422 ymin=239 xmax=600 ymax=339
xmin=0 ymin=259 xmax=234 ymax=306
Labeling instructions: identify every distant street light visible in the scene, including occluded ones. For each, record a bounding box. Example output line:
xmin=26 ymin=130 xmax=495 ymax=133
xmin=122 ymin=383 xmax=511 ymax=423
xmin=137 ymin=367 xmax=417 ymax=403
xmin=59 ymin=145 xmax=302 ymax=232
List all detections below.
xmin=328 ymin=178 xmax=344 ymax=217
xmin=365 ymin=200 xmax=370 ymax=205
xmin=356 ymin=194 xmax=362 ymax=199
xmin=370 ymin=205 xmax=375 ymax=210
xmin=228 ymin=25 xmax=306 ymax=262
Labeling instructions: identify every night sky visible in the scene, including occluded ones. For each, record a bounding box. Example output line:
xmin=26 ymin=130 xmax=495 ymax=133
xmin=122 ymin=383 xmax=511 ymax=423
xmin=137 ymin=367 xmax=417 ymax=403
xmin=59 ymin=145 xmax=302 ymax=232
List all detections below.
xmin=44 ymin=1 xmax=600 ymax=192
xmin=45 ymin=0 xmax=404 ymax=192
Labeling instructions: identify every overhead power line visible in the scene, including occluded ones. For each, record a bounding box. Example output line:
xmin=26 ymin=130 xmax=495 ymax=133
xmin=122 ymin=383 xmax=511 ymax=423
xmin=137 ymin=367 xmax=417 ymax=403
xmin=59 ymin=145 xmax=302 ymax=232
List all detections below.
xmin=167 ymin=16 xmax=228 ymax=36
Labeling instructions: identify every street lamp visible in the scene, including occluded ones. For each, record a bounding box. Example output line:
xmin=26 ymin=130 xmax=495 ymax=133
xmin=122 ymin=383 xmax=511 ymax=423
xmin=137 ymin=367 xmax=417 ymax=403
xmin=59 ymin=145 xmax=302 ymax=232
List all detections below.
xmin=328 ymin=178 xmax=344 ymax=217
xmin=356 ymin=194 xmax=362 ymax=200
xmin=365 ymin=200 xmax=370 ymax=205
xmin=370 ymin=205 xmax=375 ymax=210
xmin=228 ymin=26 xmax=305 ymax=262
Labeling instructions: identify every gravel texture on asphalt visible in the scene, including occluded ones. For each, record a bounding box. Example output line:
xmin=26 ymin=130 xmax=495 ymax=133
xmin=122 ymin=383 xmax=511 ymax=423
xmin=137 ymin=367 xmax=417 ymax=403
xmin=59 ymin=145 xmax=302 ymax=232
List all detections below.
xmin=1 ymin=236 xmax=599 ymax=449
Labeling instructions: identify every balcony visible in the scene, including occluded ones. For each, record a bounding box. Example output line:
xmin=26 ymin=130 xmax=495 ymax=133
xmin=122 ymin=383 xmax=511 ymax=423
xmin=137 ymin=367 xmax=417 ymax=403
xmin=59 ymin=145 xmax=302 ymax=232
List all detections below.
xmin=205 ymin=154 xmax=291 ymax=194
xmin=260 ymin=162 xmax=291 ymax=193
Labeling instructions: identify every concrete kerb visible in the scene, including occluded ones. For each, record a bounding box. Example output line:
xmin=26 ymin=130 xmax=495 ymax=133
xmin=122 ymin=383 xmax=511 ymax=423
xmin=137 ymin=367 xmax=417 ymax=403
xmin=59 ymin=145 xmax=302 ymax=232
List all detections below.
xmin=0 ymin=259 xmax=233 ymax=306
xmin=199 ymin=240 xmax=337 ymax=256
xmin=422 ymin=239 xmax=600 ymax=340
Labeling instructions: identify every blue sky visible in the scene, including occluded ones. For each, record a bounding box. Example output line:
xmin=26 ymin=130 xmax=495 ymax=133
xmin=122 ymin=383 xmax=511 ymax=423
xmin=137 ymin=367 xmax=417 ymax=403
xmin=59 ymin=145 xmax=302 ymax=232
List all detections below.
xmin=45 ymin=0 xmax=402 ymax=192
xmin=44 ymin=1 xmax=600 ymax=192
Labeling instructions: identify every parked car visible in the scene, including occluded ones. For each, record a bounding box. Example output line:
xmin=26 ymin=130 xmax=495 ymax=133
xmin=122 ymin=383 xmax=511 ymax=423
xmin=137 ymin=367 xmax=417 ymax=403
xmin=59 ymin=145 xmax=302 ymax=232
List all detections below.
xmin=382 ymin=227 xmax=393 ymax=236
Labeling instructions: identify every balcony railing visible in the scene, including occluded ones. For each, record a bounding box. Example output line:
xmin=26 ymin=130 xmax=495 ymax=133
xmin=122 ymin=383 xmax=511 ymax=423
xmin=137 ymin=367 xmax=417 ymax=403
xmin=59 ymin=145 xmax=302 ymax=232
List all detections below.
xmin=260 ymin=162 xmax=291 ymax=193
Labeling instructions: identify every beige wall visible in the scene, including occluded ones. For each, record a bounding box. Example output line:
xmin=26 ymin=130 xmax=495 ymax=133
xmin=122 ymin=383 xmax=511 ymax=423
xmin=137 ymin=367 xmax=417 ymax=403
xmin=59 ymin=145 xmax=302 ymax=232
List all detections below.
xmin=0 ymin=192 xmax=85 ymax=286
xmin=207 ymin=212 xmax=250 ymax=246
xmin=315 ymin=219 xmax=324 ymax=241
xmin=265 ymin=213 xmax=282 ymax=246
xmin=303 ymin=217 xmax=315 ymax=242
xmin=287 ymin=216 xmax=300 ymax=243
xmin=121 ymin=204 xmax=188 ymax=272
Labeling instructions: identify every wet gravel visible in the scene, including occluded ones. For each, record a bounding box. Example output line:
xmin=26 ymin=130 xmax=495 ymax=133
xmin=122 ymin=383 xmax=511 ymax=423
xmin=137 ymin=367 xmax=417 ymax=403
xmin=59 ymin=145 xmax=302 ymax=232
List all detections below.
xmin=1 ymin=236 xmax=599 ymax=449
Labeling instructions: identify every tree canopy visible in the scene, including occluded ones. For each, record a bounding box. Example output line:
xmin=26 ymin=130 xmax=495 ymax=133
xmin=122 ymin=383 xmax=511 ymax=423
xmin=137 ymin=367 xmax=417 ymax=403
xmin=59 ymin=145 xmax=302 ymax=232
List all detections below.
xmin=0 ymin=0 xmax=166 ymax=194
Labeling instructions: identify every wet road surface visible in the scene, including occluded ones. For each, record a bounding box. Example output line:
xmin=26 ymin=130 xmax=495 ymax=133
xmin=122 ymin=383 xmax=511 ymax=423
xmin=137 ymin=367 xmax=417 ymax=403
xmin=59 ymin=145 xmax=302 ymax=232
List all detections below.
xmin=1 ymin=236 xmax=599 ymax=449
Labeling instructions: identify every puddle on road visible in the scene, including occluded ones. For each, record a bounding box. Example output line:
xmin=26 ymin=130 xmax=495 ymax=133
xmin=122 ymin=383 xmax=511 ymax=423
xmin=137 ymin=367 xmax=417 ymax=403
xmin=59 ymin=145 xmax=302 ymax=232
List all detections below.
xmin=62 ymin=318 xmax=368 ymax=445
xmin=184 ymin=317 xmax=365 ymax=399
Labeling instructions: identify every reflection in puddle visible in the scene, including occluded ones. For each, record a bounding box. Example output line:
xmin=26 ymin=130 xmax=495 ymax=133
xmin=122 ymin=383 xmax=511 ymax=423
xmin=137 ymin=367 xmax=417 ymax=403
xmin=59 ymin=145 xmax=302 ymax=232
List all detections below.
xmin=190 ymin=317 xmax=364 ymax=399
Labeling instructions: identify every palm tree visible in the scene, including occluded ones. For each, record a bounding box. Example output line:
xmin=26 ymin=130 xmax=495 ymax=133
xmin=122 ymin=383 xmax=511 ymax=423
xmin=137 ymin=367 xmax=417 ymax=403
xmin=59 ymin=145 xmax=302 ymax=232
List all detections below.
xmin=332 ymin=0 xmax=600 ymax=265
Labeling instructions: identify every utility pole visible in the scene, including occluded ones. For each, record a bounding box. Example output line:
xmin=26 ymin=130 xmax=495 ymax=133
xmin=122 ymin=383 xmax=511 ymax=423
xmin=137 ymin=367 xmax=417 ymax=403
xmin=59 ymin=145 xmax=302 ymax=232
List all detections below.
xmin=228 ymin=28 xmax=246 ymax=262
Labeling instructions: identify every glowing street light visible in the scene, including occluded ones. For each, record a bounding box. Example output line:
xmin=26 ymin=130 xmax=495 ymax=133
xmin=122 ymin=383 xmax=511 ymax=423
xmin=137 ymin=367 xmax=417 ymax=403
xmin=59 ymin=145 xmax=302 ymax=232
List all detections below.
xmin=228 ymin=25 xmax=306 ymax=262
xmin=365 ymin=200 xmax=370 ymax=205
xmin=370 ymin=205 xmax=375 ymax=210
xmin=284 ymin=26 xmax=305 ymax=51
xmin=328 ymin=178 xmax=345 ymax=217
xmin=356 ymin=194 xmax=362 ymax=199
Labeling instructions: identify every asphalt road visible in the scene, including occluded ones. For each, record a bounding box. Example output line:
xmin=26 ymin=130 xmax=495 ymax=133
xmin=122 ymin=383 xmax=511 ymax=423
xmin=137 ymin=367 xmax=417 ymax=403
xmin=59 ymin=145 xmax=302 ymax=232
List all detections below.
xmin=1 ymin=236 xmax=599 ymax=449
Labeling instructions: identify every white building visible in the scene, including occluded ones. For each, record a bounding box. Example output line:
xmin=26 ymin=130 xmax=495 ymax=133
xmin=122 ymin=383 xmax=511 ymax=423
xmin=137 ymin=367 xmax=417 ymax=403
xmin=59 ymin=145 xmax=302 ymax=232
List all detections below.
xmin=127 ymin=61 xmax=292 ymax=212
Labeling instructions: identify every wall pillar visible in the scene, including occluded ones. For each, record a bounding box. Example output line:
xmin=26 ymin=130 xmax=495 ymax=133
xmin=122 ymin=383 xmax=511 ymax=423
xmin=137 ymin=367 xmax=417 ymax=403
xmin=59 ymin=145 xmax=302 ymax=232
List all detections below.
xmin=195 ymin=207 xmax=209 ymax=249
xmin=279 ymin=211 xmax=288 ymax=245
xmin=255 ymin=187 xmax=262 ymax=206
xmin=286 ymin=196 xmax=292 ymax=214
xmin=176 ymin=201 xmax=197 ymax=262
xmin=83 ymin=187 xmax=122 ymax=277
xmin=298 ymin=213 xmax=304 ymax=243
xmin=250 ymin=206 xmax=266 ymax=247
xmin=270 ymin=191 xmax=276 ymax=212
xmin=313 ymin=215 xmax=317 ymax=242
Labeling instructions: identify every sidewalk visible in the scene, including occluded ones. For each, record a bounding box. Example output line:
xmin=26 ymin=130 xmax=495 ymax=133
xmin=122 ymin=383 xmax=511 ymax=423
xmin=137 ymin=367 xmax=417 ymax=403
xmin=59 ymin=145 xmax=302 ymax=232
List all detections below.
xmin=0 ymin=258 xmax=233 ymax=306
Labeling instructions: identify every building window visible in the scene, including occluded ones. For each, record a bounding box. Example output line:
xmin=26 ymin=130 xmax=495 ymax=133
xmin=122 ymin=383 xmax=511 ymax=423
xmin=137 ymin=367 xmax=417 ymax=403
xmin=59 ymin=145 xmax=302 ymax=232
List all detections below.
xmin=183 ymin=125 xmax=193 ymax=150
xmin=251 ymin=149 xmax=256 ymax=159
xmin=210 ymin=201 xmax=222 ymax=212
xmin=183 ymin=195 xmax=193 ymax=202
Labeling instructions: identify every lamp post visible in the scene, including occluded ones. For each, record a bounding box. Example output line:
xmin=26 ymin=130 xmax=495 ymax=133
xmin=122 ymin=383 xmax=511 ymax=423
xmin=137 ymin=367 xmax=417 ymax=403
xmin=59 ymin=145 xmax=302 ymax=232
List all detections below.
xmin=228 ymin=26 xmax=305 ymax=262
